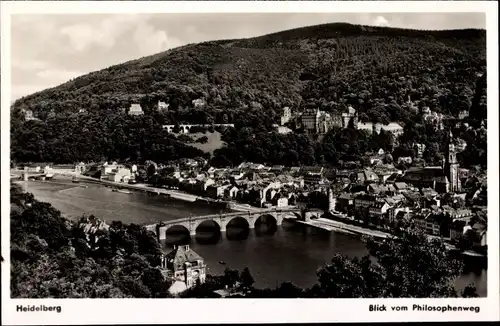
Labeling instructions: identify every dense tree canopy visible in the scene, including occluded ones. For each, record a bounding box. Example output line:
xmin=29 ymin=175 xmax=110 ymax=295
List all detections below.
xmin=10 ymin=111 xmax=206 ymax=164
xmin=10 ymin=184 xmax=169 ymax=298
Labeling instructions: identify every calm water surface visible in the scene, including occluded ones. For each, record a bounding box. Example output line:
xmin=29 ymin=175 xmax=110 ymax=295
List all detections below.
xmin=21 ymin=179 xmax=487 ymax=296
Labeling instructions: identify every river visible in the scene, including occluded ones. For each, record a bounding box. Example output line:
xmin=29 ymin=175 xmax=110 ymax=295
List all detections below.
xmin=20 ymin=179 xmax=487 ymax=297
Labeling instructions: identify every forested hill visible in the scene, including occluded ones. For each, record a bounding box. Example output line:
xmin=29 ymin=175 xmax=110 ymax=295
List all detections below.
xmin=10 ymin=23 xmax=486 ymax=164
xmin=12 ymin=23 xmax=486 ymax=122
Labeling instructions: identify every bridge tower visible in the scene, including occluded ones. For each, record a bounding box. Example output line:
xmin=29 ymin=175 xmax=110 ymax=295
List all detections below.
xmin=328 ymin=187 xmax=336 ymax=212
xmin=274 ymin=209 xmax=284 ymax=226
xmin=188 ymin=215 xmax=196 ymax=236
xmin=218 ymin=213 xmax=228 ymax=232
xmin=22 ymin=166 xmax=28 ymax=181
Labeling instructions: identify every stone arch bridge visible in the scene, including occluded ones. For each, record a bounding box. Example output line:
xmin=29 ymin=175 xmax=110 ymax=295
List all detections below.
xmin=146 ymin=208 xmax=323 ymax=240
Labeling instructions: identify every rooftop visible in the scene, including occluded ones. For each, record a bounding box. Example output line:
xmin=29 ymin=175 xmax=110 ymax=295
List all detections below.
xmin=165 ymin=245 xmax=204 ymax=271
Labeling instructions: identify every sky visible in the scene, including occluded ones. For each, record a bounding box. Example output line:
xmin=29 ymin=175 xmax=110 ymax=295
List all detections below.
xmin=10 ymin=12 xmax=486 ymax=101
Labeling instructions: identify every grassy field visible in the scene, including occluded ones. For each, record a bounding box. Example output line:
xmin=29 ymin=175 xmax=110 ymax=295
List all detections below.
xmin=184 ymin=131 xmax=226 ymax=154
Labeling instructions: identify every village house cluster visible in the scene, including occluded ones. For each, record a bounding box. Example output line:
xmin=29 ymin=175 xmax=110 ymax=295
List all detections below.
xmin=147 ymin=132 xmax=485 ymax=250
xmin=16 ymin=98 xmax=486 ymax=254
xmin=16 ymin=124 xmax=487 ymax=252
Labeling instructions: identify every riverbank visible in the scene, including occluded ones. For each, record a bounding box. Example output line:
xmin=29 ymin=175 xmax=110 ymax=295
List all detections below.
xmin=321 ymin=211 xmax=486 ymax=258
xmin=14 ymin=179 xmax=235 ymax=225
xmin=297 ymin=218 xmax=391 ymax=239
xmin=70 ymin=175 xmax=266 ymax=213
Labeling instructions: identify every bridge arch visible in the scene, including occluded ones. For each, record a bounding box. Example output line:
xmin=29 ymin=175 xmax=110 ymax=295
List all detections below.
xmin=194 ymin=219 xmax=222 ymax=244
xmin=226 ymin=216 xmax=251 ymax=229
xmin=225 ymin=216 xmax=250 ymax=241
xmin=164 ymin=224 xmax=191 ymax=245
xmin=254 ymin=213 xmax=279 ymax=236
xmin=254 ymin=213 xmax=278 ymax=228
xmin=193 ymin=219 xmax=222 ymax=234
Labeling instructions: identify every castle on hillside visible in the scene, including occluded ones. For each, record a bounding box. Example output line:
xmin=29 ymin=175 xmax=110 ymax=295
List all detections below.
xmin=300 ymin=106 xmax=358 ymax=134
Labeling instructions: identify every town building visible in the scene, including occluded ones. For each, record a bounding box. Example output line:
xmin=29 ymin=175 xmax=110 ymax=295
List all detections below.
xmin=421 ymin=107 xmax=444 ymax=130
xmin=158 ymin=101 xmax=169 ymax=111
xmin=129 ymin=104 xmax=144 ymax=116
xmin=402 ymin=132 xmax=461 ymax=193
xmin=75 ymin=162 xmax=87 ymax=174
xmin=336 ymin=193 xmax=354 ymax=212
xmin=458 ymin=110 xmax=469 ymax=120
xmin=369 ymin=201 xmax=391 ymax=219
xmin=341 ymin=106 xmax=358 ymax=129
xmin=192 ymin=98 xmax=206 ymax=108
xmin=206 ymin=184 xmax=230 ymax=199
xmin=280 ymin=107 xmax=292 ymax=125
xmin=272 ymin=124 xmax=294 ymax=134
xmin=104 ymin=167 xmax=132 ymax=183
xmin=357 ymin=122 xmax=404 ymax=137
xmin=22 ymin=109 xmax=39 ymax=121
xmin=301 ymin=108 xmax=321 ymax=133
xmin=162 ymin=124 xmax=235 ymax=133
xmin=413 ymin=143 xmax=426 ymax=158
xmin=160 ymin=245 xmax=206 ymax=295
xmin=300 ymin=108 xmax=342 ymax=134
xmin=413 ymin=210 xmax=441 ymax=236
xmin=443 ymin=131 xmax=461 ymax=193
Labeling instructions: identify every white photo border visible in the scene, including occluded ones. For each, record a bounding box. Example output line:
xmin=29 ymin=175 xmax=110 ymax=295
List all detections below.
xmin=1 ymin=1 xmax=499 ymax=324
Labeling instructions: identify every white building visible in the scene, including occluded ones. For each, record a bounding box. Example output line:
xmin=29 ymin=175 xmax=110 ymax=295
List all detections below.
xmin=158 ymin=101 xmax=169 ymax=111
xmin=129 ymin=104 xmax=144 ymax=116
xmin=192 ymin=98 xmax=206 ymax=108
xmin=280 ymin=107 xmax=292 ymax=125
xmin=357 ymin=122 xmax=404 ymax=137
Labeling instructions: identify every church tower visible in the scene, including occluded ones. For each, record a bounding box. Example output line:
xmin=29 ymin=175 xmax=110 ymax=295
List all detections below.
xmin=444 ymin=131 xmax=461 ymax=193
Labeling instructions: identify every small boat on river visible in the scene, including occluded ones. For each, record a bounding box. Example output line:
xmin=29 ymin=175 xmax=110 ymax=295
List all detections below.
xmin=111 ymin=188 xmax=132 ymax=194
xmin=117 ymin=189 xmax=132 ymax=194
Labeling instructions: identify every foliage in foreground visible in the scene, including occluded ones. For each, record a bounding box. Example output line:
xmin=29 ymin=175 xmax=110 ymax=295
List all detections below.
xmin=10 ymin=184 xmax=169 ymax=298
xmin=10 ymin=184 xmax=478 ymax=298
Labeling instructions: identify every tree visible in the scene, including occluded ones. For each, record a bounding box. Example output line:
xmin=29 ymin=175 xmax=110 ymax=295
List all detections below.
xmin=172 ymin=124 xmax=181 ymax=134
xmin=222 ymin=268 xmax=240 ymax=288
xmin=240 ymin=267 xmax=255 ymax=290
xmin=461 ymin=284 xmax=479 ymax=298
xmin=311 ymin=227 xmax=472 ymax=298
xmin=146 ymin=163 xmax=157 ymax=178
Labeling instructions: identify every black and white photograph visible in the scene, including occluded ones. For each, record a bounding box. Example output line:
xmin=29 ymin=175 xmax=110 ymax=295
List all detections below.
xmin=1 ymin=1 xmax=499 ymax=324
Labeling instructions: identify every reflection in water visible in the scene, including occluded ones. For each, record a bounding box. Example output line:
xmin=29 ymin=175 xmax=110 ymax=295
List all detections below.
xmin=195 ymin=221 xmax=222 ymax=245
xmin=254 ymin=215 xmax=278 ymax=237
xmin=165 ymin=225 xmax=191 ymax=246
